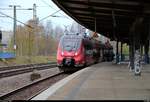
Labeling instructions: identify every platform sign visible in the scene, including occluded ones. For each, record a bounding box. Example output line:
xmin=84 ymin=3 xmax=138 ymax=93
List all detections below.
xmin=0 ymin=52 xmax=15 ymax=59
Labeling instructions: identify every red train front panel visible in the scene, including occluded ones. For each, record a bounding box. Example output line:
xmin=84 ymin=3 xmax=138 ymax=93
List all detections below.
xmin=57 ymin=35 xmax=86 ymax=67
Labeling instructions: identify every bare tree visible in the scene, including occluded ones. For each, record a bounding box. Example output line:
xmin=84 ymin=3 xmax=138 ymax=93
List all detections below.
xmin=70 ymin=21 xmax=86 ymax=34
xmin=45 ymin=20 xmax=54 ymax=37
xmin=54 ymin=25 xmax=63 ymax=41
xmin=8 ymin=19 xmax=62 ymax=57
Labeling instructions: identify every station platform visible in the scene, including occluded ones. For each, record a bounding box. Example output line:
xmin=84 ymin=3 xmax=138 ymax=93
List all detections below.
xmin=32 ymin=62 xmax=150 ymax=100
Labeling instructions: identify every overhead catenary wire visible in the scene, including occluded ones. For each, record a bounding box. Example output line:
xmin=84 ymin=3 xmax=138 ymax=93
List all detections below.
xmin=40 ymin=0 xmax=54 ymax=9
xmin=0 ymin=11 xmax=33 ymax=29
xmin=39 ymin=0 xmax=58 ymax=10
xmin=0 ymin=1 xmax=72 ymax=30
xmin=0 ymin=7 xmax=14 ymax=10
xmin=39 ymin=10 xmax=61 ymax=22
xmin=0 ymin=8 xmax=33 ymax=10
xmin=39 ymin=0 xmax=72 ymax=20
xmin=0 ymin=15 xmax=8 ymax=17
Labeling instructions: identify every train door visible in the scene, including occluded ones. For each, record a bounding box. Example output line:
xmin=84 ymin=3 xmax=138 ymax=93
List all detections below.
xmin=84 ymin=40 xmax=93 ymax=65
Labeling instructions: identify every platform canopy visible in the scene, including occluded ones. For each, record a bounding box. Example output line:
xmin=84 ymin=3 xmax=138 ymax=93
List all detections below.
xmin=52 ymin=0 xmax=150 ymax=43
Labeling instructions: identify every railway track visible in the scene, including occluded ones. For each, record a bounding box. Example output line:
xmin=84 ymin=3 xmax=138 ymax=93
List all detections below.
xmin=0 ymin=62 xmax=57 ymax=78
xmin=0 ymin=62 xmax=56 ymax=71
xmin=0 ymin=72 xmax=69 ymax=101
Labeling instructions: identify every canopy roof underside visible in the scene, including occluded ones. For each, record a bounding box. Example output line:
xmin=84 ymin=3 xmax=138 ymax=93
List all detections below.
xmin=52 ymin=0 xmax=150 ymax=43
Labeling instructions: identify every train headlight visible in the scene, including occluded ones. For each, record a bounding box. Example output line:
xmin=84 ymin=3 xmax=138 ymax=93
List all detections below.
xmin=75 ymin=52 xmax=78 ymax=56
xmin=61 ymin=52 xmax=64 ymax=56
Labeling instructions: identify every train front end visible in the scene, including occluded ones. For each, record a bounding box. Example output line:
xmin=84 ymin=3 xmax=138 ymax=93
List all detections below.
xmin=57 ymin=34 xmax=85 ymax=71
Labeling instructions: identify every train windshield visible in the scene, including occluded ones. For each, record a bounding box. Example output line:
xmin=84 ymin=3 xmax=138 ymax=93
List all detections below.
xmin=60 ymin=37 xmax=81 ymax=51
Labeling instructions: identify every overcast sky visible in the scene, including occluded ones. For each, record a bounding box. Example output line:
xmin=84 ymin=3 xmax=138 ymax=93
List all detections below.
xmin=0 ymin=0 xmax=74 ymax=31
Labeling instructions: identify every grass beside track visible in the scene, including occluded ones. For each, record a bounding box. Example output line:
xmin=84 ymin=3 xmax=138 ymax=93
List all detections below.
xmin=0 ymin=55 xmax=56 ymax=66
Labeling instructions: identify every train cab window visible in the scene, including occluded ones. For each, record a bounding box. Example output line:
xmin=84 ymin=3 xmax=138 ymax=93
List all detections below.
xmin=60 ymin=37 xmax=81 ymax=51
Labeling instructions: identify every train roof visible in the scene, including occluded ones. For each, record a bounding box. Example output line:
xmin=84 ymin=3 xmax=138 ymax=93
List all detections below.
xmin=61 ymin=33 xmax=113 ymax=49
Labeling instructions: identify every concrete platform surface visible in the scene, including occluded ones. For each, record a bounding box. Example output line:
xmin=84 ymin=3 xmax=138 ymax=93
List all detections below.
xmin=32 ymin=62 xmax=150 ymax=100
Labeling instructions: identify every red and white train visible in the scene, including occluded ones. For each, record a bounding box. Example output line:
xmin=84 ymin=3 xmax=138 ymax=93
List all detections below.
xmin=57 ymin=33 xmax=114 ymax=72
